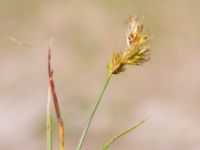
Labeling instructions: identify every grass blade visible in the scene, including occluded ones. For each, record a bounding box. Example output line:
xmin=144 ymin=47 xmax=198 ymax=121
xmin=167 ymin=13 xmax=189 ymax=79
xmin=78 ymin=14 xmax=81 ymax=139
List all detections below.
xmin=102 ymin=117 xmax=149 ymax=150
xmin=48 ymin=45 xmax=65 ymax=150
xmin=47 ymin=86 xmax=52 ymax=150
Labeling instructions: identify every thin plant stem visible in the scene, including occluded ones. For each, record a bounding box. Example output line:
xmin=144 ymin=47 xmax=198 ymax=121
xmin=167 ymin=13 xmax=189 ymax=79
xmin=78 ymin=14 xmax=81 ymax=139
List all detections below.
xmin=48 ymin=47 xmax=65 ymax=150
xmin=76 ymin=74 xmax=112 ymax=150
xmin=47 ymin=86 xmax=52 ymax=150
xmin=102 ymin=117 xmax=149 ymax=150
xmin=10 ymin=37 xmax=44 ymax=55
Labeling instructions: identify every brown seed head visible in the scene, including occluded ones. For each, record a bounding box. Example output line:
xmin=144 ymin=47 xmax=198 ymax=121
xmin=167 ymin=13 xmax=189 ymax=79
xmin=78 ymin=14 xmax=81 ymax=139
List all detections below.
xmin=107 ymin=16 xmax=150 ymax=76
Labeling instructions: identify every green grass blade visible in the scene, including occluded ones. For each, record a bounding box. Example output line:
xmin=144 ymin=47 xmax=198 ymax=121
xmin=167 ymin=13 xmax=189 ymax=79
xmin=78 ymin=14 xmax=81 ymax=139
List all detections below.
xmin=102 ymin=117 xmax=149 ymax=150
xmin=47 ymin=86 xmax=52 ymax=150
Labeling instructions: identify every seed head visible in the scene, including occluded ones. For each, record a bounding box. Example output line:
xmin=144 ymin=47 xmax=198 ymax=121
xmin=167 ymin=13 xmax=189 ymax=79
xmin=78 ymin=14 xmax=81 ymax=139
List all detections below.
xmin=107 ymin=16 xmax=150 ymax=76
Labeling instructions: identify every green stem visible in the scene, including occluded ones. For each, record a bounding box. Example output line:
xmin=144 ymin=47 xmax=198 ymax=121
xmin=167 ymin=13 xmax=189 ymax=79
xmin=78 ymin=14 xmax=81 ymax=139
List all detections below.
xmin=76 ymin=75 xmax=112 ymax=150
xmin=47 ymin=87 xmax=52 ymax=150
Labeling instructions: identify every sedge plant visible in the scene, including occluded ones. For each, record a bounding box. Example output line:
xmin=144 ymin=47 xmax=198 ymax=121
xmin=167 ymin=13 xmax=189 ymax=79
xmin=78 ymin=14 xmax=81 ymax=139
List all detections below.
xmin=12 ymin=15 xmax=151 ymax=150
xmin=76 ymin=16 xmax=150 ymax=150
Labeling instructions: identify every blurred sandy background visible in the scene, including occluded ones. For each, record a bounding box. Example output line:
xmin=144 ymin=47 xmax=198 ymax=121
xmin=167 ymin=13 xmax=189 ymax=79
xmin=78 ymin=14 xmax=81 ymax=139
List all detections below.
xmin=1 ymin=0 xmax=200 ymax=149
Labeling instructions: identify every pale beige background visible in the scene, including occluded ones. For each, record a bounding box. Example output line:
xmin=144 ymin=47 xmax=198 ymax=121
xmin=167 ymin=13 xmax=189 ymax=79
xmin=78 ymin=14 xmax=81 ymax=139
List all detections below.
xmin=1 ymin=0 xmax=200 ymax=149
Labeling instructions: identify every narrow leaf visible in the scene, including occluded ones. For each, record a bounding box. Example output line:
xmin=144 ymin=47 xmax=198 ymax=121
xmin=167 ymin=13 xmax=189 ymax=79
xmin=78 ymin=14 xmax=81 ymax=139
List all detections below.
xmin=48 ymin=43 xmax=65 ymax=150
xmin=102 ymin=117 xmax=149 ymax=150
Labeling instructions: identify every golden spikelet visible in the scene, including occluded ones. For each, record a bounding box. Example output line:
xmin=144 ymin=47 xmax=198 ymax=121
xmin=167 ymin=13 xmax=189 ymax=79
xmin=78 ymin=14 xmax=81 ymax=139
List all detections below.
xmin=108 ymin=16 xmax=150 ymax=76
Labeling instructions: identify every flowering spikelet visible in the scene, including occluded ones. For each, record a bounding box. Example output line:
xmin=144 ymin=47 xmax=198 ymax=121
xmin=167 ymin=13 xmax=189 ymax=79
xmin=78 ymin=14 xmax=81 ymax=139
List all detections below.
xmin=107 ymin=16 xmax=150 ymax=76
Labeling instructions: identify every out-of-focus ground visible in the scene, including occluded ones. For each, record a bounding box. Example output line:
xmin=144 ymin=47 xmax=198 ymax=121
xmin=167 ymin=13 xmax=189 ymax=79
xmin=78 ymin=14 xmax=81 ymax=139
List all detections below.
xmin=1 ymin=0 xmax=200 ymax=149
